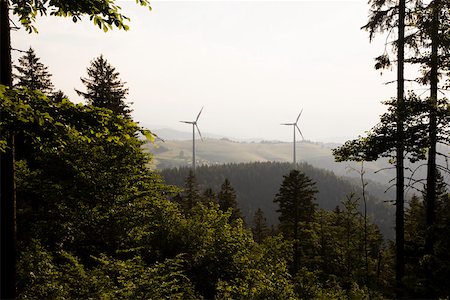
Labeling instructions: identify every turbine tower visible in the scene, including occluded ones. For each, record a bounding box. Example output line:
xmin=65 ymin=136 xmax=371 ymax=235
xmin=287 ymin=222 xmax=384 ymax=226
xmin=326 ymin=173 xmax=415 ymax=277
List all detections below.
xmin=180 ymin=107 xmax=204 ymax=172
xmin=281 ymin=109 xmax=304 ymax=167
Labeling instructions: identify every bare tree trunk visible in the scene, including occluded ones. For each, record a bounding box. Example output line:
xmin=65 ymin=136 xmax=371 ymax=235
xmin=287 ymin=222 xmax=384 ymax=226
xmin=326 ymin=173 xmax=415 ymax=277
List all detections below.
xmin=0 ymin=0 xmax=16 ymax=298
xmin=395 ymin=0 xmax=406 ymax=297
xmin=425 ymin=0 xmax=439 ymax=256
xmin=359 ymin=164 xmax=370 ymax=297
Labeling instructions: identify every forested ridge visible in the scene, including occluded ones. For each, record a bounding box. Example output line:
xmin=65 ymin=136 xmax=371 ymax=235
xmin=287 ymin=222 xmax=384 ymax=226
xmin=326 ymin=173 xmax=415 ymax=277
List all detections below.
xmin=160 ymin=162 xmax=395 ymax=239
xmin=1 ymin=0 xmax=450 ymax=299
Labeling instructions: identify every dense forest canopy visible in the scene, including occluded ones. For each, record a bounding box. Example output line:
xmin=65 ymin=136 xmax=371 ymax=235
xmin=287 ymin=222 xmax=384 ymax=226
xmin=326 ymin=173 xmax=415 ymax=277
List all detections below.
xmin=161 ymin=162 xmax=396 ymax=239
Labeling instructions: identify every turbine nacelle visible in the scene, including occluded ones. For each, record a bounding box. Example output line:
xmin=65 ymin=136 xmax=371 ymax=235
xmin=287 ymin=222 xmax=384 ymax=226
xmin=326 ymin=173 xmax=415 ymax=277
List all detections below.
xmin=179 ymin=106 xmax=204 ymax=141
xmin=281 ymin=109 xmax=304 ymax=166
xmin=281 ymin=109 xmax=304 ymax=140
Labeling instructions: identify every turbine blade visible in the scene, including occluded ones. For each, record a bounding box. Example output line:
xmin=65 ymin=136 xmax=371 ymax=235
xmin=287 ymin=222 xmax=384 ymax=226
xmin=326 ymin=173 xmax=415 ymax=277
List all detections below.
xmin=180 ymin=121 xmax=193 ymax=124
xmin=280 ymin=123 xmax=293 ymax=125
xmin=296 ymin=125 xmax=304 ymax=140
xmin=195 ymin=124 xmax=203 ymax=141
xmin=195 ymin=106 xmax=204 ymax=122
xmin=295 ymin=108 xmax=303 ymax=123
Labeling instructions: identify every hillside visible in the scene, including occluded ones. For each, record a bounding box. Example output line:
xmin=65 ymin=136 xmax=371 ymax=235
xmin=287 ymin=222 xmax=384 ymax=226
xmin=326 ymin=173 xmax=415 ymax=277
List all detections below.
xmin=145 ymin=138 xmax=396 ymax=183
xmin=160 ymin=162 xmax=395 ymax=239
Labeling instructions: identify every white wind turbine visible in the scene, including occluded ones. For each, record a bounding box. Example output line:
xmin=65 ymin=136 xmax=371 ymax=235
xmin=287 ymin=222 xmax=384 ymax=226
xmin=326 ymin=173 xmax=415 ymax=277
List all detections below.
xmin=281 ymin=109 xmax=304 ymax=167
xmin=180 ymin=107 xmax=204 ymax=172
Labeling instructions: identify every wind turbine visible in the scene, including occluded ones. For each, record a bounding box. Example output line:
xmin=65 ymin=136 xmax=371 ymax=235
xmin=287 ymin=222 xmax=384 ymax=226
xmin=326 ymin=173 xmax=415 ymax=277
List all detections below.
xmin=180 ymin=107 xmax=204 ymax=172
xmin=281 ymin=109 xmax=304 ymax=167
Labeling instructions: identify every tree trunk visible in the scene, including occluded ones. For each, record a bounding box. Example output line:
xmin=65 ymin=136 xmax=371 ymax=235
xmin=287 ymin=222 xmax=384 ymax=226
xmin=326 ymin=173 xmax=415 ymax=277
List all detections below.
xmin=0 ymin=0 xmax=16 ymax=298
xmin=425 ymin=0 xmax=439 ymax=257
xmin=395 ymin=0 xmax=406 ymax=297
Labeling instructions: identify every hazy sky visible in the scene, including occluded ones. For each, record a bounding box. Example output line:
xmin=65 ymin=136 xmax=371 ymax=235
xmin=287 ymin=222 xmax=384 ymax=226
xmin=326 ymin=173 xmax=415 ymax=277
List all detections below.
xmin=11 ymin=1 xmax=434 ymax=142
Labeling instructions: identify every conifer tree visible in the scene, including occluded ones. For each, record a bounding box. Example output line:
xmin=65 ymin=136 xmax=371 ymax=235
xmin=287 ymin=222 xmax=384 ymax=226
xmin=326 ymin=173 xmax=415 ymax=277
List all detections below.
xmin=404 ymin=172 xmax=450 ymax=297
xmin=51 ymin=90 xmax=68 ymax=103
xmin=76 ymin=55 xmax=131 ymax=117
xmin=274 ymin=170 xmax=317 ymax=274
xmin=14 ymin=47 xmax=54 ymax=95
xmin=202 ymin=188 xmax=216 ymax=204
xmin=218 ymin=178 xmax=242 ymax=222
xmin=181 ymin=170 xmax=201 ymax=212
xmin=252 ymin=208 xmax=269 ymax=243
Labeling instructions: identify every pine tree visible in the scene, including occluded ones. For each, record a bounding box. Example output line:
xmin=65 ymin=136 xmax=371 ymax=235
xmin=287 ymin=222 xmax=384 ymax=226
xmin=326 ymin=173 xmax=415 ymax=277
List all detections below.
xmin=14 ymin=47 xmax=54 ymax=95
xmin=76 ymin=55 xmax=131 ymax=117
xmin=50 ymin=90 xmax=68 ymax=103
xmin=252 ymin=208 xmax=269 ymax=243
xmin=404 ymin=172 xmax=450 ymax=298
xmin=274 ymin=170 xmax=317 ymax=274
xmin=181 ymin=170 xmax=201 ymax=212
xmin=218 ymin=178 xmax=242 ymax=222
xmin=202 ymin=188 xmax=216 ymax=205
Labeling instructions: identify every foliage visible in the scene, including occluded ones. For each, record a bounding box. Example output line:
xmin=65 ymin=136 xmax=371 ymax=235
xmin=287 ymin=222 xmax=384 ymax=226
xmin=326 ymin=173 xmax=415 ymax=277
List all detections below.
xmin=174 ymin=170 xmax=202 ymax=213
xmin=76 ymin=55 xmax=132 ymax=118
xmin=0 ymin=86 xmax=153 ymax=154
xmin=17 ymin=240 xmax=199 ymax=299
xmin=404 ymin=174 xmax=450 ymax=298
xmin=13 ymin=47 xmax=54 ymax=95
xmin=11 ymin=0 xmax=151 ymax=33
xmin=160 ymin=162 xmax=395 ymax=239
xmin=252 ymin=208 xmax=270 ymax=243
xmin=274 ymin=170 xmax=318 ymax=274
xmin=332 ymin=93 xmax=448 ymax=163
xmin=216 ymin=236 xmax=296 ymax=300
xmin=218 ymin=178 xmax=243 ymax=223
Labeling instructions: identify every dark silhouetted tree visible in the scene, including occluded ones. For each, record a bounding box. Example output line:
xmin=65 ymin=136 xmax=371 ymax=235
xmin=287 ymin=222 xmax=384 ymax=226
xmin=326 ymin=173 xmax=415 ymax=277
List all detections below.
xmin=218 ymin=178 xmax=242 ymax=222
xmin=274 ymin=170 xmax=317 ymax=274
xmin=178 ymin=170 xmax=201 ymax=212
xmin=252 ymin=208 xmax=269 ymax=243
xmin=14 ymin=47 xmax=54 ymax=95
xmin=50 ymin=90 xmax=68 ymax=103
xmin=202 ymin=188 xmax=216 ymax=204
xmin=76 ymin=55 xmax=131 ymax=117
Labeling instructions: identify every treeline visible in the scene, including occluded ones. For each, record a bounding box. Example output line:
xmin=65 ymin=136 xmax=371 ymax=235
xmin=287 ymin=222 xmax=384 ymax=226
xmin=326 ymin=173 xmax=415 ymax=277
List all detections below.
xmin=160 ymin=161 xmax=395 ymax=239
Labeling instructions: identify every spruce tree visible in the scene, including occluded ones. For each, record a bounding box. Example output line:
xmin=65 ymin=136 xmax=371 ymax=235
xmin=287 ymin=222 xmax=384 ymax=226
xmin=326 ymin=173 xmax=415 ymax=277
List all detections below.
xmin=202 ymin=188 xmax=216 ymax=204
xmin=274 ymin=170 xmax=317 ymax=274
xmin=181 ymin=170 xmax=201 ymax=212
xmin=252 ymin=208 xmax=269 ymax=243
xmin=218 ymin=178 xmax=242 ymax=222
xmin=51 ymin=90 xmax=68 ymax=103
xmin=76 ymin=55 xmax=131 ymax=117
xmin=14 ymin=47 xmax=54 ymax=95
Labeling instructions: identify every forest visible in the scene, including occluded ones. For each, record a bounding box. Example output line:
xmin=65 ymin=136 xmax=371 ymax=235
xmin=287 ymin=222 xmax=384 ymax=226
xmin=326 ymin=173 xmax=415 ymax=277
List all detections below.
xmin=160 ymin=162 xmax=396 ymax=239
xmin=0 ymin=0 xmax=450 ymax=299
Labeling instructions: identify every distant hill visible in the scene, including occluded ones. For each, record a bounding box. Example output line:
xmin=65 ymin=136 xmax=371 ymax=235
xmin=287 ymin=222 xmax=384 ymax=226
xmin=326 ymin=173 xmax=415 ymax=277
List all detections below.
xmin=145 ymin=138 xmax=396 ymax=183
xmin=151 ymin=127 xmax=228 ymax=141
xmin=145 ymin=137 xmax=450 ymax=189
xmin=160 ymin=162 xmax=395 ymax=239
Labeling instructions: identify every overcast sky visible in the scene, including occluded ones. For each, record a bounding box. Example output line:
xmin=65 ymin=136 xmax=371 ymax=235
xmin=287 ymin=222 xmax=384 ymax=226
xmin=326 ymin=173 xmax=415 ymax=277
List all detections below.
xmin=11 ymin=0 xmax=434 ymax=143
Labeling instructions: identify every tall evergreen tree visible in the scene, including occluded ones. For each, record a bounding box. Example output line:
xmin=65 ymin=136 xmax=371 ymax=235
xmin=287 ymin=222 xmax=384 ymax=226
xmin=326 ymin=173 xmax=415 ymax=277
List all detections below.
xmin=178 ymin=170 xmax=201 ymax=212
xmin=404 ymin=172 xmax=450 ymax=298
xmin=202 ymin=188 xmax=216 ymax=204
xmin=274 ymin=170 xmax=317 ymax=274
xmin=252 ymin=208 xmax=269 ymax=243
xmin=76 ymin=55 xmax=131 ymax=117
xmin=14 ymin=47 xmax=54 ymax=95
xmin=362 ymin=0 xmax=408 ymax=291
xmin=218 ymin=178 xmax=242 ymax=222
